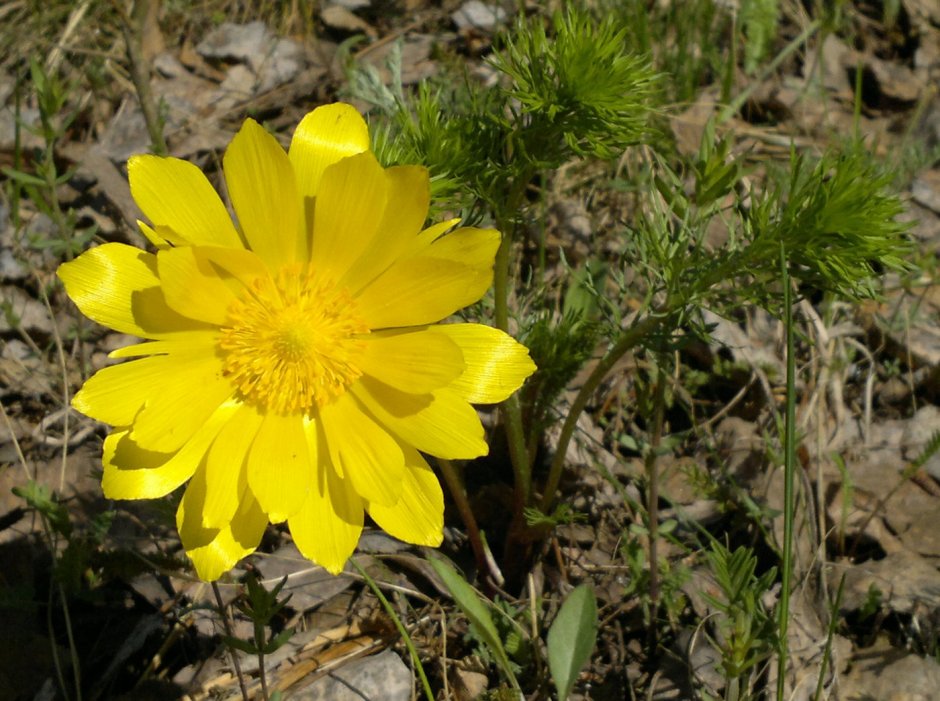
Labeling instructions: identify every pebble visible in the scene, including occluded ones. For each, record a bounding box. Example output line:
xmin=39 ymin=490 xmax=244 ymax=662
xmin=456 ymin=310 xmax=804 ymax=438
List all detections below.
xmin=452 ymin=1 xmax=507 ymax=31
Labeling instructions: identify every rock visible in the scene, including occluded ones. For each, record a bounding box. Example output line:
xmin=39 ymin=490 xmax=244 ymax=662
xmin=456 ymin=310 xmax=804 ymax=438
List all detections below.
xmin=0 ymin=105 xmax=43 ymax=152
xmin=0 ymin=286 xmax=53 ymax=336
xmin=251 ymin=542 xmax=355 ymax=614
xmin=217 ymin=64 xmax=257 ymax=103
xmin=450 ymin=667 xmax=488 ymax=700
xmin=866 ymin=57 xmax=924 ymax=104
xmin=256 ymin=37 xmax=306 ymax=92
xmin=197 ymin=21 xmax=306 ymax=93
xmin=911 ymin=170 xmax=940 ymax=215
xmin=0 ymin=248 xmax=28 ymax=282
xmin=819 ymin=34 xmax=852 ymax=93
xmin=197 ymin=21 xmax=270 ymax=64
xmin=99 ymin=98 xmax=151 ymax=163
xmin=837 ymin=549 xmax=940 ymax=616
xmin=841 ymin=640 xmax=940 ymax=701
xmin=902 ymin=406 xmax=940 ymax=480
xmin=452 ymin=1 xmax=507 ymax=31
xmin=292 ymin=649 xmax=412 ymax=700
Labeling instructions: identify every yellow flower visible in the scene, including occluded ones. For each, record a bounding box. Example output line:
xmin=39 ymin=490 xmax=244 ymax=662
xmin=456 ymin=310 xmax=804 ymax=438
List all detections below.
xmin=58 ymin=104 xmax=535 ymax=581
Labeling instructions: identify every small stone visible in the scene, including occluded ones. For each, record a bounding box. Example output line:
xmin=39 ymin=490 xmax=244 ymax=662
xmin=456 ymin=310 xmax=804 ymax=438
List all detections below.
xmin=99 ymin=99 xmax=150 ymax=163
xmin=0 ymin=248 xmax=28 ymax=282
xmin=911 ymin=170 xmax=940 ymax=215
xmin=197 ymin=21 xmax=270 ymax=65
xmin=255 ymin=37 xmax=306 ymax=92
xmin=291 ymin=649 xmax=412 ymax=701
xmin=331 ymin=0 xmax=371 ymax=9
xmin=0 ymin=105 xmax=43 ymax=152
xmin=819 ymin=34 xmax=852 ymax=93
xmin=152 ymin=51 xmax=188 ymax=79
xmin=452 ymin=1 xmax=507 ymax=31
xmin=902 ymin=406 xmax=940 ymax=481
xmin=217 ymin=64 xmax=257 ymax=104
xmin=0 ymin=286 xmax=53 ymax=336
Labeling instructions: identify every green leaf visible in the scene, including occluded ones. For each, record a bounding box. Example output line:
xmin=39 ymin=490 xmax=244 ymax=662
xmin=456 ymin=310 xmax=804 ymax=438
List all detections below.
xmin=1 ymin=167 xmax=47 ymax=187
xmin=547 ymin=584 xmax=597 ymax=700
xmin=429 ymin=557 xmax=520 ymax=691
xmin=221 ymin=635 xmax=259 ymax=655
xmin=263 ymin=626 xmax=295 ymax=655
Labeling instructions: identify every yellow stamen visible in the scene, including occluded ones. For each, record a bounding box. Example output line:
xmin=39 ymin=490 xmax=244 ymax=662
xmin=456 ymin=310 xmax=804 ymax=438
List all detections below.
xmin=219 ymin=265 xmax=369 ymax=414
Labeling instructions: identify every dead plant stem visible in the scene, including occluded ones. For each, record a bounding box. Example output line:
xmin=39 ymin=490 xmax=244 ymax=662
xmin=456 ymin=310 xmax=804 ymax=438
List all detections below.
xmin=116 ymin=0 xmax=167 ymax=155
xmin=437 ymin=458 xmax=503 ymax=587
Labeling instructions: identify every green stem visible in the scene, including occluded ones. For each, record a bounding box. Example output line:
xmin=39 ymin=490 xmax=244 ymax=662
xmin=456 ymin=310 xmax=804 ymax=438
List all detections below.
xmin=718 ymin=19 xmax=821 ymax=124
xmin=351 ymin=559 xmax=435 ymax=701
xmin=645 ymin=358 xmax=667 ymax=654
xmin=539 ymin=313 xmax=663 ymax=513
xmin=776 ymin=245 xmax=796 ymax=701
xmin=213 ymin=582 xmax=250 ymax=701
xmin=493 ymin=199 xmax=531 ymax=517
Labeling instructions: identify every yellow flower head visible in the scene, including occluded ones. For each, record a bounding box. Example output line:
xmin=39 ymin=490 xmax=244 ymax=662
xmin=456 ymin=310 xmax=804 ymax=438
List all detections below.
xmin=58 ymin=104 xmax=535 ymax=580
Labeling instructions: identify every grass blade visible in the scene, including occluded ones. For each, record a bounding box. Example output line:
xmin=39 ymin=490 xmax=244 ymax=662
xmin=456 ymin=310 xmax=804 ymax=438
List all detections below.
xmin=429 ymin=557 xmax=520 ymax=692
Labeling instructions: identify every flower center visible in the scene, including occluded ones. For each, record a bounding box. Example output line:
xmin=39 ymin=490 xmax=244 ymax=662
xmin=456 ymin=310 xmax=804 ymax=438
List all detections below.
xmin=219 ymin=265 xmax=369 ymax=414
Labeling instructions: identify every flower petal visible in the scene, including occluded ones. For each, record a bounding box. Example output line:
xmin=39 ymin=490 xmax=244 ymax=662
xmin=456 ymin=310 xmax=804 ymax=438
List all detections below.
xmin=156 ymin=247 xmax=241 ymax=325
xmin=128 ymin=155 xmax=242 ymax=248
xmin=311 ymin=151 xmax=388 ymax=279
xmin=340 ymin=165 xmax=431 ymax=293
xmin=359 ymin=328 xmax=464 ymax=394
xmin=130 ymin=351 xmax=234 ymax=453
xmin=108 ymin=331 xmax=220 ymax=358
xmin=73 ymin=355 xmax=172 ymax=426
xmin=352 ymin=378 xmax=487 ymax=460
xmin=247 ymin=412 xmax=311 ymax=523
xmin=431 ymin=324 xmax=536 ymax=403
xmin=354 ymin=227 xmax=499 ymax=329
xmin=414 ymin=226 xmax=501 ymax=266
xmin=288 ymin=419 xmax=364 ymax=575
xmin=367 ymin=447 xmax=443 ymax=547
xmin=136 ymin=220 xmax=170 ymax=250
xmin=352 ymin=260 xmax=488 ymax=330
xmin=289 ymin=103 xmax=370 ymax=201
xmin=178 ymin=467 xmax=267 ymax=581
xmin=224 ymin=118 xmax=301 ymax=268
xmin=318 ymin=392 xmax=404 ymax=506
xmin=203 ymin=404 xmax=263 ymax=529
xmin=58 ymin=243 xmax=212 ymax=337
xmin=101 ymin=400 xmax=240 ymax=500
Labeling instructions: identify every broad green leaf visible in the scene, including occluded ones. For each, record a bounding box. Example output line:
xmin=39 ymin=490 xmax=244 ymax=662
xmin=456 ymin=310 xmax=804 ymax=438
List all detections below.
xmin=429 ymin=557 xmax=520 ymax=691
xmin=547 ymin=584 xmax=597 ymax=700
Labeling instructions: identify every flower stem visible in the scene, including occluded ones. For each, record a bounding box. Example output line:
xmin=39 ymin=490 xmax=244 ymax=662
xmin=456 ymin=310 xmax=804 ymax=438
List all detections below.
xmin=776 ymin=245 xmax=797 ymax=701
xmin=539 ymin=313 xmax=662 ymax=513
xmin=212 ymin=582 xmax=249 ymax=701
xmin=493 ymin=230 xmax=532 ymax=498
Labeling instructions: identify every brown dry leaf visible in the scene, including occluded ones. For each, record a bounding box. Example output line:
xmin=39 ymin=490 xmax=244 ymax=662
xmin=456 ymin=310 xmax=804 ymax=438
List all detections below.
xmin=321 ymin=5 xmax=377 ymax=38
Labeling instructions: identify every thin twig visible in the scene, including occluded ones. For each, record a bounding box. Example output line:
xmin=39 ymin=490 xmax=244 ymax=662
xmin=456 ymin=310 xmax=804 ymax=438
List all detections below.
xmin=114 ymin=0 xmax=167 ymax=155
